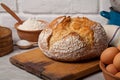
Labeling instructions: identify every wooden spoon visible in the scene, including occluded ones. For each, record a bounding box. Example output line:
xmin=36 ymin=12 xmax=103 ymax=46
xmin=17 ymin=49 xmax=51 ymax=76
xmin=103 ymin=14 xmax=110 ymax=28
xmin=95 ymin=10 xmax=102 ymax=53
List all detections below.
xmin=0 ymin=3 xmax=23 ymax=24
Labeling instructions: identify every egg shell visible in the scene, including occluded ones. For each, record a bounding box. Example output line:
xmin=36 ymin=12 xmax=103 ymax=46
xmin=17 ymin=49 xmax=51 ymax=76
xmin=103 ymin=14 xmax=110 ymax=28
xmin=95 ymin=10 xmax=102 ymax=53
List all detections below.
xmin=106 ymin=64 xmax=118 ymax=75
xmin=101 ymin=47 xmax=119 ymax=64
xmin=115 ymin=72 xmax=120 ymax=78
xmin=117 ymin=45 xmax=120 ymax=50
xmin=113 ymin=53 xmax=120 ymax=71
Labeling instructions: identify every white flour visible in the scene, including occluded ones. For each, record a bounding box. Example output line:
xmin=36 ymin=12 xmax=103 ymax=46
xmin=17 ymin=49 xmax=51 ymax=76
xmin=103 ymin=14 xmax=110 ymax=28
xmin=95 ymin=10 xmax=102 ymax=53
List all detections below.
xmin=16 ymin=40 xmax=31 ymax=46
xmin=18 ymin=18 xmax=46 ymax=31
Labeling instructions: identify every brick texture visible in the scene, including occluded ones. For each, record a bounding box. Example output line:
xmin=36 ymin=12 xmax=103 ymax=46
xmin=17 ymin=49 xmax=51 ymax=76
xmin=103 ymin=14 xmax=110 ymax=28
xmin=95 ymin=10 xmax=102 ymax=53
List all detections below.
xmin=22 ymin=0 xmax=99 ymax=14
xmin=100 ymin=0 xmax=111 ymax=11
xmin=0 ymin=0 xmax=17 ymax=12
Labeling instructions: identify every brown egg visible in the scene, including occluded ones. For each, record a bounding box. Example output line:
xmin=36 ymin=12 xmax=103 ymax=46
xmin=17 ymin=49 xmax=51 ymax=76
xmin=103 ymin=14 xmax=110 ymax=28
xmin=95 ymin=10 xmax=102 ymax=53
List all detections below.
xmin=106 ymin=64 xmax=118 ymax=75
xmin=117 ymin=45 xmax=120 ymax=51
xmin=115 ymin=72 xmax=120 ymax=78
xmin=100 ymin=47 xmax=119 ymax=64
xmin=113 ymin=53 xmax=120 ymax=71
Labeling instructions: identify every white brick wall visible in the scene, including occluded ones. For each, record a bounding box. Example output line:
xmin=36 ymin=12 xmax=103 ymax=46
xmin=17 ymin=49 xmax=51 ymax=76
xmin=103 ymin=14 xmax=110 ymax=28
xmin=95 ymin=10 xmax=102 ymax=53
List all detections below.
xmin=100 ymin=0 xmax=111 ymax=11
xmin=0 ymin=0 xmax=17 ymax=12
xmin=22 ymin=0 xmax=99 ymax=14
xmin=0 ymin=0 xmax=111 ymax=40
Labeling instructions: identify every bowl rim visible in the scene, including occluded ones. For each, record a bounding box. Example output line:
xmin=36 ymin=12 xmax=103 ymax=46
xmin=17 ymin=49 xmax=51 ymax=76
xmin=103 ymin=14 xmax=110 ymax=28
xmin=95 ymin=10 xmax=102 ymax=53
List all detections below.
xmin=99 ymin=61 xmax=120 ymax=79
xmin=14 ymin=20 xmax=48 ymax=32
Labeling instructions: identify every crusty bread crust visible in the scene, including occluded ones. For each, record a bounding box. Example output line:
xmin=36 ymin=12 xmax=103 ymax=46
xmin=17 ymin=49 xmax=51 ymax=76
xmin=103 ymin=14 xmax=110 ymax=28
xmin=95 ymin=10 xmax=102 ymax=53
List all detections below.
xmin=38 ymin=16 xmax=108 ymax=62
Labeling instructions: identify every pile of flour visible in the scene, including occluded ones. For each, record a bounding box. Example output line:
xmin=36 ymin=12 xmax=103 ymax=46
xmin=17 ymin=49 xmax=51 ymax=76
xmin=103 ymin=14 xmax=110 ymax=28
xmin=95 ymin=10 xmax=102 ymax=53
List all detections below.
xmin=18 ymin=18 xmax=46 ymax=31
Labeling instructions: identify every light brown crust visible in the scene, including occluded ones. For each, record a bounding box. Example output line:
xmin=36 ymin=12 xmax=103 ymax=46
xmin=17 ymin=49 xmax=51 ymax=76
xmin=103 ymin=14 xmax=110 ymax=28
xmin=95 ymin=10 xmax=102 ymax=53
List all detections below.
xmin=38 ymin=16 xmax=108 ymax=62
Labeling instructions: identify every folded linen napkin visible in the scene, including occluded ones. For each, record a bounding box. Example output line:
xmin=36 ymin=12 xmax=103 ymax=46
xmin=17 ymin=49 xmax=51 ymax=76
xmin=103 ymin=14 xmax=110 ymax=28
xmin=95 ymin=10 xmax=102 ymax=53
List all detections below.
xmin=103 ymin=25 xmax=120 ymax=46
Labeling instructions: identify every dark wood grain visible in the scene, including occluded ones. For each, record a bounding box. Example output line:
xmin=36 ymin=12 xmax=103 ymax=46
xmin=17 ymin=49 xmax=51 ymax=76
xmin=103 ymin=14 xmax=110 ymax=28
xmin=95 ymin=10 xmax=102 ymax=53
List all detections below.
xmin=10 ymin=48 xmax=100 ymax=80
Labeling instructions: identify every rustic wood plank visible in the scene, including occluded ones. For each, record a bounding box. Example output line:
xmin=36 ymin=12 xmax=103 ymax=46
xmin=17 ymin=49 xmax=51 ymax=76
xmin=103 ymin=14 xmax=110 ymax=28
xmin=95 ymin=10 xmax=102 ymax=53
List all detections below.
xmin=10 ymin=48 xmax=100 ymax=80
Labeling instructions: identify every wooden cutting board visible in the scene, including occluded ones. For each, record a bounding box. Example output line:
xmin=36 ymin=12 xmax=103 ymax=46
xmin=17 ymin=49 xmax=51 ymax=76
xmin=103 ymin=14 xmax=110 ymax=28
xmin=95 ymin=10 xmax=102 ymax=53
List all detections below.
xmin=10 ymin=48 xmax=100 ymax=80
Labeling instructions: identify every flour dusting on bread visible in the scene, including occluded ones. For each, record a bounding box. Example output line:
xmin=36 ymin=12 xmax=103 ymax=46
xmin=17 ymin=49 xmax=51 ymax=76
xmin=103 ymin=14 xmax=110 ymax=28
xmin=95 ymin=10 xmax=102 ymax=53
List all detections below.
xmin=38 ymin=16 xmax=108 ymax=62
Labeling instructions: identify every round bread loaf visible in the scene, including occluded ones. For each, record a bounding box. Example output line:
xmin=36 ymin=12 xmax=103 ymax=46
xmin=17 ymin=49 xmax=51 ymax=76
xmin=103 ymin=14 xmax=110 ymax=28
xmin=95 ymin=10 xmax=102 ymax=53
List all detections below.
xmin=38 ymin=16 xmax=108 ymax=62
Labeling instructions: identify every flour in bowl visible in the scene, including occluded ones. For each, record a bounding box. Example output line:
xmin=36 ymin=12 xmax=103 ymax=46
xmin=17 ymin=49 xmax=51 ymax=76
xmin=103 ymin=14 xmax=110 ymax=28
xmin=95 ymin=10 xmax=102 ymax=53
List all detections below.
xmin=18 ymin=18 xmax=46 ymax=31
